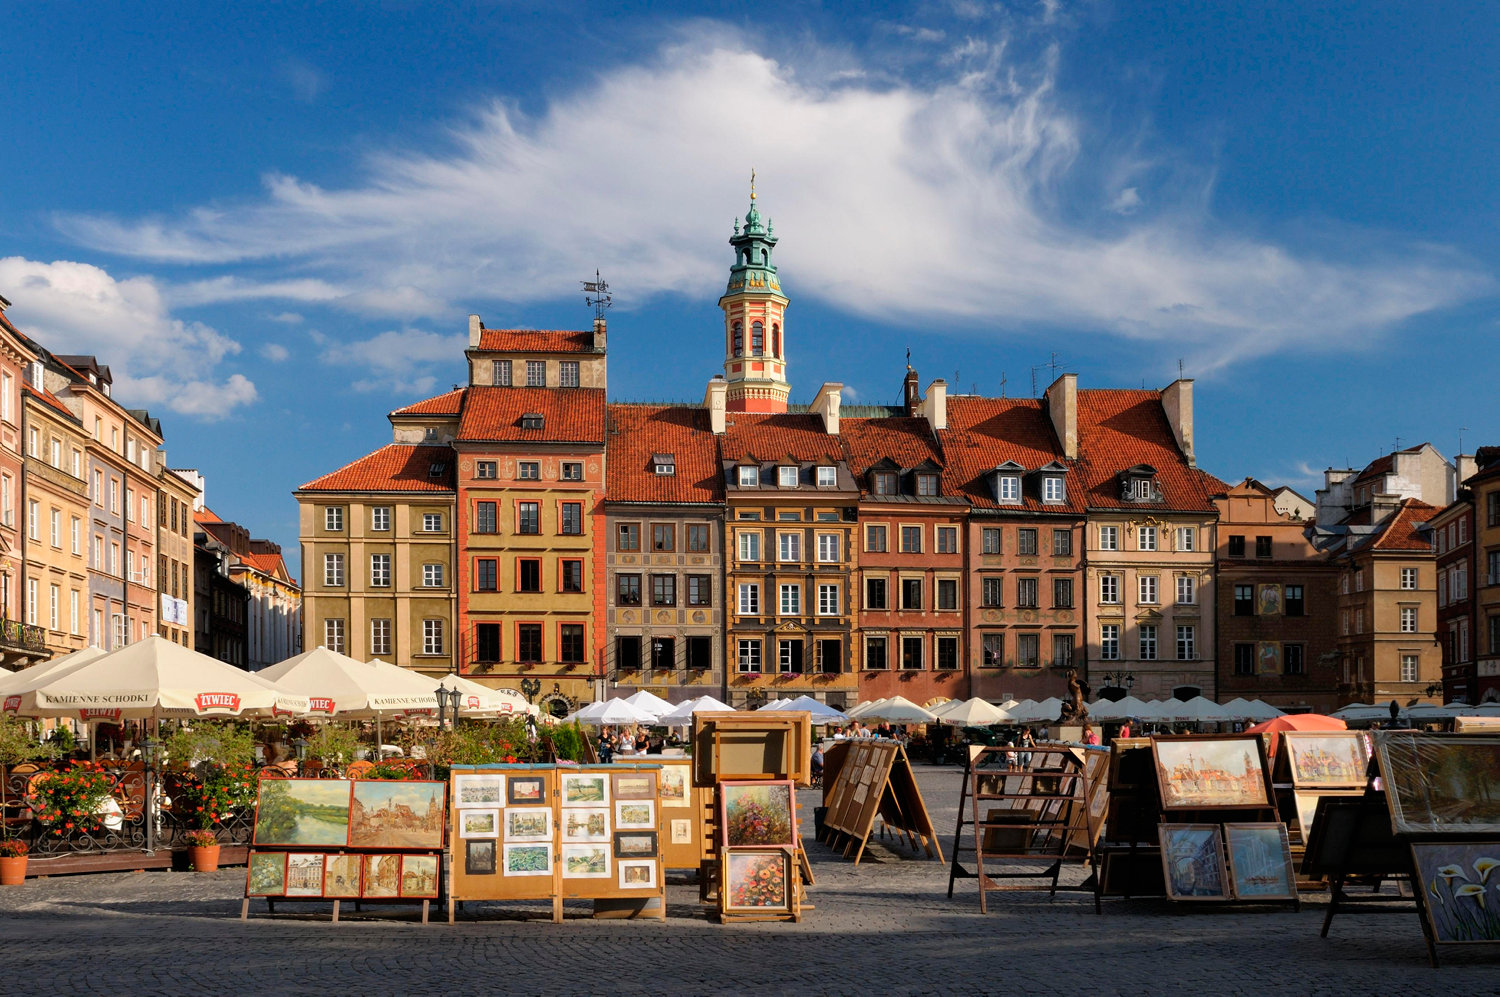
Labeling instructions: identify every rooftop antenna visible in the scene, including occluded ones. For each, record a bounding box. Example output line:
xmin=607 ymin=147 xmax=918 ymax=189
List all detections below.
xmin=582 ymin=270 xmax=612 ymax=321
xmin=1178 ymin=357 xmax=1184 ymax=378
xmin=1030 ymin=353 xmax=1067 ymax=397
xmin=1394 ymin=436 xmax=1403 ymax=453
xmin=1459 ymin=427 xmax=1469 ymax=455
xmin=1000 ymin=371 xmax=1007 ymax=399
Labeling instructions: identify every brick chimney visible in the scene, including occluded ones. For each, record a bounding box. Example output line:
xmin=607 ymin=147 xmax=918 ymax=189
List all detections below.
xmin=1161 ymin=378 xmax=1195 ymax=467
xmin=704 ymin=376 xmax=727 ymax=435
xmin=902 ymin=367 xmax=920 ymax=416
xmin=1045 ymin=373 xmax=1077 ymax=459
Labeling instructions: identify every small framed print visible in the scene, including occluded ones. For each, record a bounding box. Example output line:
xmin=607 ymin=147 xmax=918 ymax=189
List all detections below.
xmin=465 ymin=839 xmax=497 ymax=876
xmin=561 ymin=807 xmax=610 ymax=842
xmin=362 ymin=854 xmax=401 ymax=898
xmin=723 ymin=848 xmax=792 ymax=913
xmin=507 ymin=775 xmax=547 ymax=806
xmin=611 ymin=771 xmax=656 ymax=800
xmin=400 ymin=854 xmax=440 ymax=898
xmin=246 ymin=851 xmax=286 ymax=896
xmin=504 ymin=843 xmax=553 ymax=877
xmin=1159 ymin=824 xmax=1230 ymax=901
xmin=561 ymin=772 xmax=608 ymax=807
xmin=561 ymin=843 xmax=611 ymax=879
xmin=459 ymin=808 xmax=500 ymax=838
xmin=618 ymin=859 xmax=657 ymax=890
xmin=454 ymin=773 xmax=504 ymax=808
xmin=613 ymin=830 xmax=658 ymax=858
xmin=505 ymin=807 xmax=552 ymax=842
xmin=615 ymin=800 xmax=655 ymax=830
xmin=669 ymin=818 xmax=693 ymax=845
xmin=1223 ymin=823 xmax=1296 ymax=901
xmin=323 ymin=854 xmax=362 ymax=898
xmin=284 ymin=852 xmax=325 ymax=897
xmin=658 ymin=763 xmax=689 ymax=806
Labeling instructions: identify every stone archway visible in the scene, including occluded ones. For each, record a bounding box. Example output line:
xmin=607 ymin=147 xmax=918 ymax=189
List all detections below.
xmin=539 ymin=692 xmax=576 ymax=719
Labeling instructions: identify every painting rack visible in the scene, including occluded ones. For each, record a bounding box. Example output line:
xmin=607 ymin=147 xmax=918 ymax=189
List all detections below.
xmin=1089 ymin=738 xmax=1164 ymax=912
xmin=1301 ymin=791 xmax=1420 ymax=952
xmin=1270 ymin=731 xmax=1368 ymax=883
xmin=242 ymin=891 xmax=435 ymax=924
xmin=821 ymin=738 xmax=941 ymax=865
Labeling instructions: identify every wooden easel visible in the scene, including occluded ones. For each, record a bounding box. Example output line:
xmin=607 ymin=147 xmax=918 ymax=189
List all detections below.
xmin=822 ymin=739 xmax=941 ymax=865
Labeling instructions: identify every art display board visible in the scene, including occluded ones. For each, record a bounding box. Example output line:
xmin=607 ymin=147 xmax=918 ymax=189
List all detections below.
xmin=241 ymin=777 xmax=448 ymax=924
xmin=1152 ymin=735 xmax=1273 ymax=812
xmin=1300 ymin=794 xmax=1422 ymax=957
xmin=651 ymin=758 xmax=709 ymax=871
xmin=821 ymin=739 xmax=941 ymax=865
xmin=691 ymin=712 xmax=812 ymax=788
xmin=1066 ymin=747 xmax=1110 ymax=855
xmin=1091 ymin=738 xmax=1164 ymax=906
xmin=446 ymin=764 xmax=666 ymax=924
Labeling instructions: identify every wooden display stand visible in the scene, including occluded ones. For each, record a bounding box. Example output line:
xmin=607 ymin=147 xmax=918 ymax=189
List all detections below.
xmin=821 ymin=738 xmax=941 ymax=865
xmin=1270 ymin=731 xmax=1369 ymax=884
xmin=446 ymin=763 xmax=667 ymax=924
xmin=1302 ymin=791 xmax=1415 ymax=947
xmin=649 ymin=757 xmax=710 ymax=872
xmin=1090 ymin=737 xmax=1164 ymax=911
xmin=947 ymin=744 xmax=1095 ymax=912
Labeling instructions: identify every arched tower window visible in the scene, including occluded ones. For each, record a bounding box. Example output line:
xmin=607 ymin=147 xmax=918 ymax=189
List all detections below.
xmin=732 ymin=321 xmax=743 ymax=357
xmin=751 ymin=322 xmax=764 ymax=356
xmin=772 ymin=324 xmax=781 ymax=358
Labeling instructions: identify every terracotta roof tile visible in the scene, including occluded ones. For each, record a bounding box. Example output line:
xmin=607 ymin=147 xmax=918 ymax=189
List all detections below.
xmin=1370 ymin=499 xmax=1437 ymax=551
xmin=1075 ymin=389 xmax=1227 ymax=512
xmin=298 ymin=444 xmax=455 ymax=493
xmin=721 ymin=413 xmax=844 ymax=463
xmin=235 ymin=551 xmax=291 ymax=579
xmin=605 ymin=404 xmax=723 ymax=504
xmin=1352 ymin=445 xmax=1426 ymax=486
xmin=457 ymin=387 xmax=605 ymax=444
xmin=195 ymin=506 xmax=224 ymax=524
xmin=474 ymin=329 xmax=597 ymax=354
xmin=391 ymin=388 xmax=466 ymax=417
xmin=840 ymin=417 xmax=942 ymax=476
xmin=940 ymin=397 xmax=1079 ymax=512
xmin=22 ymin=384 xmax=76 ymax=422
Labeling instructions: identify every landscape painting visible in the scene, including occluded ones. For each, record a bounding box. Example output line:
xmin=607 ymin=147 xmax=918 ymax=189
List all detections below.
xmin=252 ymin=779 xmax=352 ymax=846
xmin=459 ymin=809 xmax=500 ymax=839
xmin=1160 ymin=824 xmax=1229 ymax=901
xmin=721 ymin=781 xmax=796 ymax=846
xmin=1223 ymin=823 xmax=1297 ymax=900
xmin=562 ymin=843 xmax=610 ymax=878
xmin=1376 ymin=733 xmax=1500 ymax=835
xmin=362 ymin=854 xmax=401 ymax=897
xmin=246 ymin=852 xmax=286 ymax=896
xmin=453 ymin=773 xmax=504 ymax=807
xmin=1153 ymin=738 xmax=1270 ymax=810
xmin=323 ymin=854 xmax=362 ymax=898
xmin=615 ymin=800 xmax=655 ymax=830
xmin=348 ymin=780 xmax=446 ymax=849
xmin=507 ymin=776 xmax=546 ymax=806
xmin=1283 ymin=733 xmax=1368 ymax=788
xmin=561 ymin=807 xmax=610 ymax=842
xmin=400 ymin=854 xmax=440 ymax=897
xmin=504 ymin=843 xmax=552 ymax=877
xmin=505 ymin=808 xmax=552 ymax=842
xmin=613 ymin=831 xmax=657 ymax=858
xmin=561 ymin=773 xmax=608 ymax=807
xmin=724 ymin=849 xmax=791 ymax=912
xmin=284 ymin=852 xmax=325 ymax=897
xmin=618 ymin=859 xmax=657 ymax=889
xmin=1411 ymin=841 xmax=1500 ymax=943
xmin=611 ymin=772 xmax=655 ymax=800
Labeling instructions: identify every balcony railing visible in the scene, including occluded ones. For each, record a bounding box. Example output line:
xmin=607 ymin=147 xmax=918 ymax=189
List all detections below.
xmin=0 ymin=618 xmax=49 ymax=655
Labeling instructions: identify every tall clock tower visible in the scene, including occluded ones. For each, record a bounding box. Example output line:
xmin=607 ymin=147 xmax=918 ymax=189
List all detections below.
xmin=720 ymin=180 xmax=789 ymax=413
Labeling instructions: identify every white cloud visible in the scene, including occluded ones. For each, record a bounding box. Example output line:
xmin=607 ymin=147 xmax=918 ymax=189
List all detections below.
xmin=54 ymin=30 xmax=1488 ymax=372
xmin=280 ymin=58 xmax=325 ymax=103
xmin=319 ymin=329 xmax=465 ymax=395
xmin=266 ymin=312 xmax=303 ymax=324
xmin=0 ymin=256 xmax=257 ymax=419
xmin=260 ymin=343 xmax=290 ymax=362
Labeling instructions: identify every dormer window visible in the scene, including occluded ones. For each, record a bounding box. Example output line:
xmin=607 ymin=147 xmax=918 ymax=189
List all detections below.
xmin=916 ymin=473 xmax=939 ymax=497
xmin=816 ymin=466 xmax=837 ymax=488
xmin=998 ymin=476 xmax=1020 ymax=503
xmin=653 ymin=454 xmax=676 ymax=476
xmin=428 ymin=463 xmax=446 ymax=479
xmin=872 ymin=472 xmax=898 ymax=495
xmin=520 ymin=413 xmax=544 ymax=430
xmin=1042 ymin=476 xmax=1065 ymax=503
xmin=737 ymin=465 xmax=759 ymax=487
xmin=778 ymin=465 xmax=799 ymax=488
xmin=1120 ymin=465 xmax=1161 ymax=503
xmin=424 ymin=427 xmax=438 ymax=441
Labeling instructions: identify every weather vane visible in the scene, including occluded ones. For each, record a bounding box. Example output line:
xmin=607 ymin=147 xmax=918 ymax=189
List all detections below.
xmin=750 ymin=168 xmax=756 ymax=201
xmin=582 ymin=270 xmax=612 ymax=321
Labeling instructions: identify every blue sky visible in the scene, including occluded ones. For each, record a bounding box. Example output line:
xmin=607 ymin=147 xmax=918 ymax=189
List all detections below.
xmin=3 ymin=1 xmax=1497 ymax=577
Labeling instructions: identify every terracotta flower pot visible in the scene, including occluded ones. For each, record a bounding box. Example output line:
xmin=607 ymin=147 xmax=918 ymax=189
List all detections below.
xmin=188 ymin=844 xmax=221 ymax=873
xmin=0 ymin=855 xmax=28 ymax=886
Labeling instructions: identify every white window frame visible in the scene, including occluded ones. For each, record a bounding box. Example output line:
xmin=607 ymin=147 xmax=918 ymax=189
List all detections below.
xmin=738 ymin=583 xmax=760 ymax=615
xmin=737 ymin=466 xmax=759 ymax=487
xmin=816 ymin=465 xmax=837 ymax=487
xmin=1138 ymin=575 xmax=1157 ymax=604
xmin=324 ymin=507 xmax=344 ymax=531
xmin=372 ymin=506 xmax=391 ymax=531
xmin=778 ymin=532 xmax=801 ymax=562
xmin=1400 ymin=567 xmax=1417 ymax=590
xmin=779 ymin=584 xmax=801 ymax=615
xmin=1176 ymin=575 xmax=1196 ymax=605
xmin=1099 ymin=525 xmax=1118 ymax=551
xmin=370 ymin=554 xmax=391 ymax=587
xmin=817 ymin=584 xmax=840 ymax=616
xmin=423 ymin=512 xmax=443 ymax=532
xmin=370 ymin=619 xmax=392 ymax=657
xmin=998 ymin=476 xmax=1020 ymax=503
xmin=422 ymin=563 xmax=445 ymax=588
xmin=1176 ymin=526 xmax=1196 ymax=551
xmin=777 ymin=465 xmax=799 ymax=488
xmin=1100 ymin=574 xmax=1119 ymax=604
xmin=737 ymin=639 xmax=762 ymax=672
xmin=1176 ymin=625 xmax=1196 ymax=660
xmin=323 ymin=553 xmax=345 ymax=587
xmin=738 ymin=531 xmax=761 ymax=562
xmin=1139 ymin=624 xmax=1158 ymax=660
xmin=323 ymin=618 xmax=346 ymax=653
xmin=525 ymin=360 xmax=546 ymax=386
xmin=1042 ymin=476 xmax=1064 ymax=503
xmin=559 ymin=360 xmax=580 ymax=388
xmin=1400 ymin=654 xmax=1419 ymax=683
xmin=1138 ymin=526 xmax=1157 ymax=551
xmin=422 ymin=619 xmax=445 ymax=655
xmin=1400 ymin=607 xmax=1417 ymax=633
xmin=817 ymin=534 xmax=840 ymax=563
xmin=1100 ymin=624 xmax=1120 ymax=661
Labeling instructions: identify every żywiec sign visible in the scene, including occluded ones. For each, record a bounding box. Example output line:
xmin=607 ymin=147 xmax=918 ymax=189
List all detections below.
xmin=194 ymin=693 xmax=242 ymax=713
xmin=309 ymin=697 xmax=336 ymax=714
xmin=78 ymin=708 xmax=122 ymax=721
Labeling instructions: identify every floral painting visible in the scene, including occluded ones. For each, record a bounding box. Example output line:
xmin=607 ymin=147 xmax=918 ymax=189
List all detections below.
xmin=1283 ymin=733 xmax=1368 ymax=789
xmin=1153 ymin=738 xmax=1270 ymax=810
xmin=724 ymin=849 xmax=790 ymax=911
xmin=503 ymin=843 xmax=552 ymax=877
xmin=246 ymin=852 xmax=286 ymax=896
xmin=721 ymin=781 xmax=796 ymax=847
xmin=252 ymin=779 xmax=352 ymax=846
xmin=1412 ymin=842 xmax=1500 ymax=943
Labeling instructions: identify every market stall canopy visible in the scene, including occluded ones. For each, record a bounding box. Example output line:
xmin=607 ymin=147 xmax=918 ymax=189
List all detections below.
xmin=1246 ymin=712 xmax=1346 ymax=753
xmin=1177 ymin=696 xmax=1233 ymax=721
xmin=436 ymin=674 xmax=539 ymax=717
xmin=936 ymin=697 xmax=1009 ymax=727
xmin=1221 ymin=697 xmax=1285 ymax=722
xmin=11 ymin=636 xmax=307 ymax=719
xmin=774 ymin=695 xmax=850 ymax=724
xmin=1329 ymin=703 xmax=1397 ymax=723
xmin=622 ymin=689 xmax=676 ymax=719
xmin=856 ymin=695 xmax=937 ymax=724
xmin=757 ymin=697 xmax=793 ymax=712
xmin=572 ymin=698 xmax=657 ymax=726
xmin=845 ymin=698 xmax=887 ymax=719
xmin=1010 ymin=697 xmax=1062 ymax=723
xmin=1087 ymin=695 xmax=1151 ymax=720
xmin=0 ymin=645 xmax=107 ymax=696
xmin=258 ymin=647 xmax=439 ymax=717
xmin=658 ymin=695 xmax=734 ymax=726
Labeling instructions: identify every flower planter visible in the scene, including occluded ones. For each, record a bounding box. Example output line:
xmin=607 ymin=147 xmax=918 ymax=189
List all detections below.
xmin=187 ymin=844 xmax=221 ymax=873
xmin=0 ymin=855 xmax=27 ymax=885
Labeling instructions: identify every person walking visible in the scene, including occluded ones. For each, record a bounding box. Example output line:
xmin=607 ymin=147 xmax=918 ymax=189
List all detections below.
xmin=1018 ymin=728 xmax=1036 ymax=769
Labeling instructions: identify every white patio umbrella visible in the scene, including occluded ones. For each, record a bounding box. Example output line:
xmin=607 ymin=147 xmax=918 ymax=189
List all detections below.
xmin=776 ymin=694 xmax=850 ymax=725
xmin=1088 ymin=695 xmax=1151 ymax=720
xmin=937 ymin=697 xmax=1009 ymax=727
xmin=756 ymin=697 xmax=793 ymax=711
xmin=1330 ymin=703 xmax=1397 ymax=722
xmin=436 ymin=674 xmax=539 ymax=717
xmin=1221 ymin=697 xmax=1284 ymax=722
xmin=259 ymin=648 xmax=440 ymax=718
xmin=573 ymin=698 xmax=656 ymax=726
xmin=0 ymin=645 xmax=107 ymax=696
xmin=1012 ymin=697 xmax=1062 ymax=723
xmin=845 ymin=698 xmax=887 ymax=719
xmin=856 ymin=695 xmax=937 ymax=724
xmin=623 ymin=689 xmax=675 ymax=719
xmin=658 ymin=695 xmax=734 ymax=726
xmin=1177 ymin=696 xmax=1233 ymax=722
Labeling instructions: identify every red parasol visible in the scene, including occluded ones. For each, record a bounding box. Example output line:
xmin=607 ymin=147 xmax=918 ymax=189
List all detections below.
xmin=1245 ymin=713 xmax=1346 ymax=754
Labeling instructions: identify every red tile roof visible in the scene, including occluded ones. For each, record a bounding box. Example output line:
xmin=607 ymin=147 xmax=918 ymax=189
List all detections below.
xmin=605 ymin=404 xmax=723 ymax=504
xmin=22 ymin=383 xmax=77 ymax=422
xmin=721 ymin=413 xmax=844 ymax=463
xmin=297 ymin=444 xmax=455 ymax=493
xmin=1074 ymin=389 xmax=1227 ymax=512
xmin=235 ymin=551 xmax=292 ymax=580
xmin=457 ymin=387 xmax=605 ymax=444
xmin=195 ymin=506 xmax=224 ymax=524
xmin=840 ymin=417 xmax=942 ymax=477
xmin=474 ymin=329 xmax=597 ymax=353
xmin=940 ymin=397 xmax=1079 ymax=511
xmin=391 ymin=388 xmax=466 ymax=417
xmin=1370 ymin=499 xmax=1437 ymax=551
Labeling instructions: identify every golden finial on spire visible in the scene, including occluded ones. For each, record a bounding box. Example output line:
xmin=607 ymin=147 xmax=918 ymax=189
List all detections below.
xmin=750 ymin=168 xmax=756 ymax=200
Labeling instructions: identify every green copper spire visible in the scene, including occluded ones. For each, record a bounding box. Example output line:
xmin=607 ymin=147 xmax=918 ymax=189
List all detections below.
xmin=725 ymin=170 xmax=781 ymax=297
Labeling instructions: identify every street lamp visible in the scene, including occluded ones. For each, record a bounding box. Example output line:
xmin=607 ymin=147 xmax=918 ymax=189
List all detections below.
xmin=520 ymin=677 xmax=541 ymax=703
xmin=140 ymin=735 xmax=162 ymax=854
xmin=435 ymin=687 xmax=463 ymax=729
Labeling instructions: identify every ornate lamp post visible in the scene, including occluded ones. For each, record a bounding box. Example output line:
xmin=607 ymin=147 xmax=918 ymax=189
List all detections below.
xmin=520 ymin=677 xmax=541 ymax=704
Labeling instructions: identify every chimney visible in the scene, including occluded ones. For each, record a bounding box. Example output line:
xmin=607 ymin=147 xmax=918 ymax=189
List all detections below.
xmin=919 ymin=379 xmax=947 ymax=432
xmin=704 ymin=376 xmax=727 ymax=435
xmin=1455 ymin=453 xmax=1477 ymax=487
xmin=811 ymin=382 xmax=843 ymax=435
xmin=468 ymin=314 xmax=482 ymax=349
xmin=1044 ymin=373 xmax=1078 ymax=459
xmin=1161 ymin=378 xmax=1195 ymax=467
xmin=593 ymin=317 xmax=607 ymax=351
xmin=902 ymin=368 xmax=920 ymax=416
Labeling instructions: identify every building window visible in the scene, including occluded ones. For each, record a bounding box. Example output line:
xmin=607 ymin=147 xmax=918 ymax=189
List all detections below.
xmin=998 ymin=476 xmax=1020 ymax=503
xmin=49 ymin=509 xmax=60 ymax=548
xmin=779 ymin=584 xmax=801 ymax=615
xmin=982 ymin=634 xmax=1004 ymax=667
xmin=687 ymin=575 xmax=712 ymax=606
xmin=1489 ymin=551 xmax=1500 ymax=586
xmin=1228 ymin=535 xmax=1245 ymax=557
xmin=778 ymin=465 xmax=799 ymax=488
xmin=1400 ymin=654 xmax=1419 ymax=683
xmin=982 ymin=577 xmax=1003 ymax=607
xmin=370 ymin=554 xmax=391 ymax=587
xmin=1176 ymin=625 xmax=1196 ymax=660
xmin=901 ymin=636 xmax=924 ymax=671
xmin=937 ymin=578 xmax=958 ymax=610
xmin=423 ymin=563 xmax=445 ymax=587
xmin=617 ymin=523 xmax=640 ymax=551
xmin=476 ymin=460 xmax=498 ymax=479
xmin=686 ymin=636 xmax=712 ymax=671
xmin=26 ymin=500 xmax=37 ymax=541
xmin=732 ymin=321 xmax=743 ymax=356
xmin=1400 ymin=607 xmax=1418 ymax=633
xmin=71 ymin=517 xmax=81 ymax=555
xmin=901 ymin=578 xmax=923 ymax=610
xmin=1016 ymin=577 xmax=1038 ymax=609
xmin=369 ymin=619 xmax=391 ymax=657
xmin=517 ymin=624 xmax=542 ymax=663
xmin=476 ymin=558 xmax=498 ymax=591
xmin=778 ymin=532 xmax=801 ymax=562
xmin=1139 ymin=624 xmax=1158 ymax=660
xmin=1233 ymin=643 xmax=1254 ymax=676
xmin=817 ymin=466 xmax=837 ymax=488
xmin=936 ymin=527 xmax=958 ymax=554
xmin=867 ymin=524 xmax=888 ymax=552
xmin=738 ymin=531 xmax=761 ymax=562
xmin=1100 ymin=624 xmax=1120 ymax=660
xmin=1176 ymin=527 xmax=1196 ymax=551
xmin=371 ymin=507 xmax=391 ymax=531
xmin=1100 ymin=574 xmax=1119 ymax=604
xmin=1099 ymin=525 xmax=1118 ymax=551
xmin=1283 ymin=644 xmax=1305 ymax=676
xmin=751 ymin=321 xmax=764 ymax=355
xmin=323 ymin=554 xmax=345 ymax=587
xmin=652 ymin=574 xmax=676 ymax=606
xmin=982 ymin=528 xmax=1001 ymax=554
xmin=1284 ymin=584 xmax=1304 ymax=616
xmin=1042 ymin=477 xmax=1064 ymax=503
xmin=936 ymin=636 xmax=959 ymax=670
xmin=916 ymin=474 xmax=939 ymax=496
xmin=475 ymin=501 xmax=498 ymax=534
xmin=1138 ymin=526 xmax=1157 ymax=552
xmin=1176 ymin=575 xmax=1196 ymax=605
xmin=323 ymin=618 xmax=345 ymax=653
xmin=423 ymin=513 xmax=444 ymax=532
xmin=469 ymin=623 xmax=500 ymax=663
xmin=1052 ymin=530 xmax=1072 ymax=557
xmin=818 ymin=534 xmax=840 ymax=562
xmin=678 ymin=523 xmax=706 ymax=552
xmin=1234 ymin=584 xmax=1254 ymax=616
xmin=1400 ymin=567 xmax=1418 ymax=590
xmin=525 ymin=361 xmax=546 ymax=386
xmin=900 ymin=526 xmax=922 ymax=554
xmin=559 ymin=361 xmax=580 ymax=387
xmin=738 ymin=466 xmax=759 ymax=487
xmin=325 ymin=507 xmax=344 ymax=531
xmin=617 ymin=574 xmax=641 ymax=605
xmin=866 ymin=577 xmax=889 ymax=610
xmin=1255 ymin=536 xmax=1273 ymax=558
xmin=1138 ymin=575 xmax=1158 ymax=605
xmin=517 ymin=560 xmax=541 ymax=592
xmin=1051 ymin=634 xmax=1074 ymax=668
xmin=561 ymin=560 xmax=583 ymax=593
xmin=738 ymin=583 xmax=760 ymax=615
xmin=866 ymin=636 xmax=888 ymax=670
xmin=1017 ymin=633 xmax=1040 ymax=668
xmin=737 ymin=639 xmax=762 ymax=672
xmin=559 ymin=502 xmax=583 ymax=536
xmin=560 ymin=462 xmax=583 ymax=482
xmin=1053 ymin=577 xmax=1073 ymax=608
xmin=1017 ymin=528 xmax=1038 ymax=556
xmin=518 ymin=461 xmax=540 ymax=480
xmin=494 ymin=360 xmax=512 ymax=386
xmin=818 ymin=584 xmax=840 ymax=616
xmin=873 ymin=472 xmax=898 ymax=495
xmin=518 ymin=503 xmax=540 ymax=534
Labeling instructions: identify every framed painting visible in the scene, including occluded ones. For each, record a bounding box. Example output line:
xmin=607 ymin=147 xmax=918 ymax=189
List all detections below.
xmin=1159 ymin=824 xmax=1230 ymax=901
xmin=1153 ymin=736 xmax=1271 ymax=811
xmin=613 ymin=831 xmax=658 ymax=858
xmin=504 ymin=807 xmax=552 ymax=842
xmin=349 ymin=780 xmax=446 ymax=849
xmin=323 ymin=854 xmax=363 ymax=898
xmin=720 ymin=780 xmax=797 ymax=847
xmin=657 ymin=764 xmax=689 ymax=807
xmin=615 ymin=800 xmax=655 ymax=830
xmin=465 ymin=839 xmax=497 ymax=876
xmin=507 ymin=775 xmax=547 ymax=806
xmin=361 ymin=854 xmax=402 ymax=898
xmin=459 ymin=808 xmax=500 ymax=839
xmin=1223 ymin=823 xmax=1297 ymax=901
xmin=611 ymin=771 xmax=655 ymax=800
xmin=618 ymin=859 xmax=658 ymax=890
xmin=252 ymin=779 xmax=352 ymax=847
xmin=1411 ymin=841 xmax=1500 ymax=944
xmin=284 ymin=852 xmax=326 ymax=897
xmin=453 ymin=773 xmax=504 ymax=808
xmin=246 ymin=851 xmax=286 ymax=896
xmin=561 ymin=843 xmax=611 ymax=879
xmin=561 ymin=772 xmax=608 ymax=807
xmin=669 ymin=818 xmax=693 ymax=845
xmin=1282 ymin=732 xmax=1368 ymax=789
xmin=1375 ymin=733 xmax=1500 ymax=835
xmin=560 ymin=807 xmax=610 ymax=842
xmin=400 ymin=854 xmax=440 ymax=898
xmin=1293 ymin=792 xmax=1323 ymax=836
xmin=503 ymin=843 xmax=552 ymax=877
xmin=723 ymin=847 xmax=792 ymax=913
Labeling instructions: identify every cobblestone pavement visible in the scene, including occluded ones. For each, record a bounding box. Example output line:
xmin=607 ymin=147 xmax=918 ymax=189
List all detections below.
xmin=0 ymin=765 xmax=1489 ymax=995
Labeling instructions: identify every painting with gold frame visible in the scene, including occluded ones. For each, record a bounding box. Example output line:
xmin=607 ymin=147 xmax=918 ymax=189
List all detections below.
xmin=1153 ymin=736 xmax=1271 ymax=811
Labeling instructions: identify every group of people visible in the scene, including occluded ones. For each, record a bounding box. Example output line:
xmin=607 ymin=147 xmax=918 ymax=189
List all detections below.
xmin=596 ymin=726 xmax=678 ymax=763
